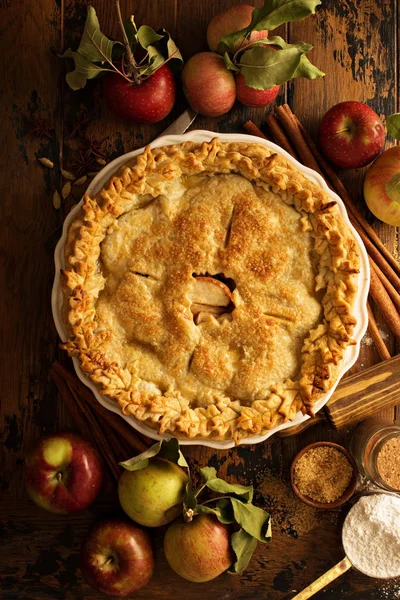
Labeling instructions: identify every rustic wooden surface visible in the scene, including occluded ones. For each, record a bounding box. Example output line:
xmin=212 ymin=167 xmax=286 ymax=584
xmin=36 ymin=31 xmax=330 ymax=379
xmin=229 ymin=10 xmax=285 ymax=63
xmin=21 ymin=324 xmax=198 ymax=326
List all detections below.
xmin=1 ymin=1 xmax=399 ymax=598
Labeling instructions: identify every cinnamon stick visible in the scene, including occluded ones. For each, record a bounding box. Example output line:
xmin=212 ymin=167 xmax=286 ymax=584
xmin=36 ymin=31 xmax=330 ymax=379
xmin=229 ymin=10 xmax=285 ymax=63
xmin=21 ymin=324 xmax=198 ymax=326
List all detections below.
xmin=369 ymin=257 xmax=400 ymax=313
xmin=369 ymin=267 xmax=400 ymax=338
xmin=356 ymin=226 xmax=400 ymax=291
xmin=291 ymin=111 xmax=400 ymax=278
xmin=243 ymin=120 xmax=270 ymax=140
xmin=367 ymin=302 xmax=391 ymax=361
xmin=275 ymin=105 xmax=322 ymax=174
xmin=264 ymin=114 xmax=298 ymax=159
xmin=52 ymin=362 xmax=147 ymax=453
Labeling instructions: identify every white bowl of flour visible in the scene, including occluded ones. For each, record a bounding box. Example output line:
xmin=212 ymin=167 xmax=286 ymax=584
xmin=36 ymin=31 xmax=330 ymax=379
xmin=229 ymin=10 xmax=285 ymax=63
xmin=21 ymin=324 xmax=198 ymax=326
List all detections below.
xmin=342 ymin=493 xmax=400 ymax=579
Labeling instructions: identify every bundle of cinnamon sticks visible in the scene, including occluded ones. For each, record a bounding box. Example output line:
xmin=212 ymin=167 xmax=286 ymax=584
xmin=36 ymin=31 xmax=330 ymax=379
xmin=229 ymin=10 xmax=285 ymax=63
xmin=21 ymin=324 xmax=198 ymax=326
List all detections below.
xmin=50 ymin=362 xmax=151 ymax=483
xmin=244 ymin=105 xmax=400 ymax=361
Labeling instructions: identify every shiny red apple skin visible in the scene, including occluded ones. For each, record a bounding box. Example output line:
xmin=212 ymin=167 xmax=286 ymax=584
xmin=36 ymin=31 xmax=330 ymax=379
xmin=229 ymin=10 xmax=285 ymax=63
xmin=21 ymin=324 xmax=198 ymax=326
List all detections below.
xmin=81 ymin=519 xmax=154 ymax=597
xmin=103 ymin=65 xmax=176 ymax=124
xmin=364 ymin=146 xmax=400 ymax=226
xmin=25 ymin=433 xmax=103 ymax=514
xmin=207 ymin=4 xmax=268 ymax=52
xmin=318 ymin=101 xmax=385 ymax=169
xmin=181 ymin=52 xmax=236 ymax=117
xmin=236 ymin=72 xmax=280 ymax=107
xmin=164 ymin=514 xmax=234 ymax=582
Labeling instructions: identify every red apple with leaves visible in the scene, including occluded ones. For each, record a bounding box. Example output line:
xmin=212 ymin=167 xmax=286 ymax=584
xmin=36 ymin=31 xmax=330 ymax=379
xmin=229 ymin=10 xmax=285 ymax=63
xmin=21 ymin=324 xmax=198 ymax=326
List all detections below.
xmin=318 ymin=101 xmax=386 ymax=168
xmin=25 ymin=433 xmax=103 ymax=514
xmin=103 ymin=65 xmax=176 ymax=124
xmin=81 ymin=519 xmax=154 ymax=596
xmin=164 ymin=514 xmax=234 ymax=582
xmin=207 ymin=4 xmax=268 ymax=52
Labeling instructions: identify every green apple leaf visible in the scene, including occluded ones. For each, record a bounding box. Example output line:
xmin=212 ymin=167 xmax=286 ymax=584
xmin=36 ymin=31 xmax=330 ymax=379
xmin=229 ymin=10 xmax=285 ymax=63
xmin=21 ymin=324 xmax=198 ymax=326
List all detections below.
xmin=387 ymin=113 xmax=400 ymax=141
xmin=230 ymin=498 xmax=272 ymax=542
xmin=238 ymin=39 xmax=324 ymax=90
xmin=199 ymin=466 xmax=218 ymax=481
xmin=205 ymin=478 xmax=254 ymax=502
xmin=195 ymin=498 xmax=236 ymax=524
xmin=184 ymin=481 xmax=197 ymax=511
xmin=224 ymin=52 xmax=240 ymax=72
xmin=385 ymin=172 xmax=400 ymax=203
xmin=76 ymin=6 xmax=117 ymax=64
xmin=239 ymin=46 xmax=303 ymax=89
xmin=61 ymin=49 xmax=111 ymax=90
xmin=230 ymin=529 xmax=258 ymax=574
xmin=155 ymin=28 xmax=184 ymax=71
xmin=119 ymin=438 xmax=188 ymax=471
xmin=136 ymin=25 xmax=164 ymax=49
xmin=293 ymin=53 xmax=325 ymax=79
xmin=220 ymin=0 xmax=322 ymax=52
xmin=124 ymin=16 xmax=138 ymax=50
xmin=247 ymin=0 xmax=322 ymax=32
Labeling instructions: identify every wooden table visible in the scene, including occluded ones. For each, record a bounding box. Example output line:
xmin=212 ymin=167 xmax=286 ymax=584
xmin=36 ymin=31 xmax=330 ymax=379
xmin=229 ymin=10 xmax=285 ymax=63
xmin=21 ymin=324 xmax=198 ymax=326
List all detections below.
xmin=1 ymin=1 xmax=399 ymax=598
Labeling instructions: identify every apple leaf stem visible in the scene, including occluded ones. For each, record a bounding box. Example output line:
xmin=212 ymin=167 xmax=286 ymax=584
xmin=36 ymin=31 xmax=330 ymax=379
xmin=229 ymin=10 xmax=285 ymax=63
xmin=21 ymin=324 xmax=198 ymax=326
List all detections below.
xmin=87 ymin=30 xmax=132 ymax=83
xmin=115 ymin=0 xmax=139 ymax=81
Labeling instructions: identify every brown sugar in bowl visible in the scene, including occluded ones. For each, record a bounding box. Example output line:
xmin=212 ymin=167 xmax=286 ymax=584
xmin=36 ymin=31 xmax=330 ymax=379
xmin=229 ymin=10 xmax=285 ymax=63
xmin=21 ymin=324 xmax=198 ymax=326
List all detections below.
xmin=290 ymin=442 xmax=358 ymax=509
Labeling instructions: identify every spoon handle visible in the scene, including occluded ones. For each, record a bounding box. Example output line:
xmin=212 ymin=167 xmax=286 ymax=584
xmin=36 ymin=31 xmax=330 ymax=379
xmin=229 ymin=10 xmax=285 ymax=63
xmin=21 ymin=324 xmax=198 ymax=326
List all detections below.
xmin=291 ymin=556 xmax=352 ymax=599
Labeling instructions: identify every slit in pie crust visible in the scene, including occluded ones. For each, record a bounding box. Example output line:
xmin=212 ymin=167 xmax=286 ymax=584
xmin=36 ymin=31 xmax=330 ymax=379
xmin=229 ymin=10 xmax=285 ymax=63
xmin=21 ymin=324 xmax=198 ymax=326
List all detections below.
xmin=61 ymin=139 xmax=360 ymax=442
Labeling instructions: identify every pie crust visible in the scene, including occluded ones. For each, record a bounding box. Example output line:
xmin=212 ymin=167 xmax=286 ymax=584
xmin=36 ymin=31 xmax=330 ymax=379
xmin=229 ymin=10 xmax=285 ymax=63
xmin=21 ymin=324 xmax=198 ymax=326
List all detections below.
xmin=61 ymin=139 xmax=360 ymax=442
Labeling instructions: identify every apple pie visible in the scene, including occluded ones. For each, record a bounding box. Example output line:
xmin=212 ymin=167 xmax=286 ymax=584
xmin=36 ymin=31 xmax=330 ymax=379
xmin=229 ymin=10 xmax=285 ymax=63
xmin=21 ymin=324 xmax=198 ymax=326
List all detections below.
xmin=61 ymin=139 xmax=360 ymax=442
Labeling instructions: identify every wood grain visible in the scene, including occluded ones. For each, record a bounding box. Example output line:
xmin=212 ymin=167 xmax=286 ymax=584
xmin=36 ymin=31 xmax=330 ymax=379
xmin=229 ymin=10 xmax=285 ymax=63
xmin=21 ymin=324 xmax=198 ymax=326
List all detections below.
xmin=0 ymin=1 xmax=399 ymax=599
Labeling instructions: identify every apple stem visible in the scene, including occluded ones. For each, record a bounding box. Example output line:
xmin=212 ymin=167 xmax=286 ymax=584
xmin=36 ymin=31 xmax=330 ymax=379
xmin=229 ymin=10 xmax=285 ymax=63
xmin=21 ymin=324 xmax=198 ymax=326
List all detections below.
xmin=183 ymin=508 xmax=195 ymax=523
xmin=102 ymin=556 xmax=114 ymax=568
xmin=56 ymin=471 xmax=63 ymax=482
xmin=115 ymin=0 xmax=140 ymax=83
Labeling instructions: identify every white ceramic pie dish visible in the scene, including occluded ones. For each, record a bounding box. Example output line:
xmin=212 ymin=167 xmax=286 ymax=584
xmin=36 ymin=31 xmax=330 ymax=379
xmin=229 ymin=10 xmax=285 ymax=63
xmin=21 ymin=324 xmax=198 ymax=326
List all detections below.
xmin=52 ymin=130 xmax=370 ymax=450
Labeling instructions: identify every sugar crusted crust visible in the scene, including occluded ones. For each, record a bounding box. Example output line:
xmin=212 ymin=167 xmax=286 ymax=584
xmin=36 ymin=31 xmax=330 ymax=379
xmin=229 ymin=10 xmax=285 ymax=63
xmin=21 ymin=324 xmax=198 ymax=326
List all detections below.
xmin=61 ymin=139 xmax=360 ymax=442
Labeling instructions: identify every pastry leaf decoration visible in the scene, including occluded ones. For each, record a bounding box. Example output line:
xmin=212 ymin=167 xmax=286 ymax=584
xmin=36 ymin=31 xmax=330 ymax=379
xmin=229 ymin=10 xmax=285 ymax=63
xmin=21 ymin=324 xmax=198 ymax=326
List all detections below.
xmin=61 ymin=4 xmax=183 ymax=90
xmin=217 ymin=0 xmax=324 ymax=90
xmin=121 ymin=439 xmax=271 ymax=575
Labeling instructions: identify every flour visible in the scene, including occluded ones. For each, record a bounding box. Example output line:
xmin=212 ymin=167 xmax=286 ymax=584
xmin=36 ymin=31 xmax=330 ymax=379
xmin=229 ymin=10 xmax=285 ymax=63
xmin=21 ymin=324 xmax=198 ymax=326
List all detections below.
xmin=342 ymin=494 xmax=400 ymax=579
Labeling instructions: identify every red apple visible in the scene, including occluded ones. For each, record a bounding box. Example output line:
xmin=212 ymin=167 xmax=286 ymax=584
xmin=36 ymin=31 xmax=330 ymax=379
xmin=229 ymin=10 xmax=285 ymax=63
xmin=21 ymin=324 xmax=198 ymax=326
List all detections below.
xmin=164 ymin=514 xmax=234 ymax=582
xmin=118 ymin=458 xmax=188 ymax=527
xmin=364 ymin=146 xmax=400 ymax=226
xmin=318 ymin=101 xmax=385 ymax=169
xmin=25 ymin=433 xmax=103 ymax=514
xmin=103 ymin=65 xmax=176 ymax=124
xmin=207 ymin=4 xmax=268 ymax=52
xmin=81 ymin=519 xmax=154 ymax=596
xmin=236 ymin=72 xmax=280 ymax=107
xmin=181 ymin=52 xmax=236 ymax=117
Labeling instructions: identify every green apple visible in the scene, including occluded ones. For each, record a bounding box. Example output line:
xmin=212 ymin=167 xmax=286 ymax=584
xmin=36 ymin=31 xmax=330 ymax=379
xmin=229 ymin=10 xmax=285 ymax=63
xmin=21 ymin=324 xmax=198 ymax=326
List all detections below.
xmin=118 ymin=458 xmax=188 ymax=527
